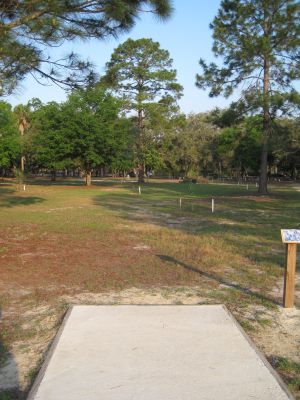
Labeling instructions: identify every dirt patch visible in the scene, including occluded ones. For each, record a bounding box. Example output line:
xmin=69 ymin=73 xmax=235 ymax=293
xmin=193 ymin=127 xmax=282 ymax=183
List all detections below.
xmin=255 ymin=307 xmax=300 ymax=363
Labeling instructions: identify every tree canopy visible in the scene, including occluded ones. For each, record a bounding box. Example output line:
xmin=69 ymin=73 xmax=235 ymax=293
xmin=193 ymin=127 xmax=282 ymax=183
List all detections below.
xmin=29 ymin=87 xmax=131 ymax=185
xmin=0 ymin=101 xmax=20 ymax=172
xmin=0 ymin=0 xmax=173 ymax=95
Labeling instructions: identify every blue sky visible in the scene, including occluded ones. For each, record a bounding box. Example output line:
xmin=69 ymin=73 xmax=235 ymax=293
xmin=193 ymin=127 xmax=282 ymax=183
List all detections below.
xmin=8 ymin=0 xmax=238 ymax=114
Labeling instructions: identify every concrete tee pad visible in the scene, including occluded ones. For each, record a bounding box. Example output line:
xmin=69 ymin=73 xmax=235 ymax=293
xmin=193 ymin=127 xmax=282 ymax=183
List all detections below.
xmin=28 ymin=305 xmax=293 ymax=400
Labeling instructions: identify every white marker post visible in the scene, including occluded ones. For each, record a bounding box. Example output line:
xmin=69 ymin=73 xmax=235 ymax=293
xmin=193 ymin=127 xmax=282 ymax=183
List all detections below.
xmin=246 ymin=184 xmax=249 ymax=190
xmin=281 ymin=229 xmax=300 ymax=308
xmin=23 ymin=185 xmax=26 ymax=191
xmin=179 ymin=198 xmax=182 ymax=209
xmin=138 ymin=186 xmax=141 ymax=195
xmin=212 ymin=198 xmax=215 ymax=213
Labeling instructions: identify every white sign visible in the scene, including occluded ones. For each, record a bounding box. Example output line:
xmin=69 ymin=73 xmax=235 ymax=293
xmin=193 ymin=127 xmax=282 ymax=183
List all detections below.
xmin=281 ymin=229 xmax=300 ymax=244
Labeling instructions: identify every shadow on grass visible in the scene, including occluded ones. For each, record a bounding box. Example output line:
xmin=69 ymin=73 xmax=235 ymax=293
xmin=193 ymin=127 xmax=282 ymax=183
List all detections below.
xmin=93 ymin=182 xmax=299 ymax=295
xmin=157 ymin=254 xmax=280 ymax=306
xmin=26 ymin=177 xmax=125 ymax=188
xmin=0 ymin=185 xmax=45 ymax=209
xmin=93 ymin=190 xmax=297 ymax=244
xmin=95 ymin=181 xmax=299 ymax=240
xmin=0 ymin=196 xmax=45 ymax=208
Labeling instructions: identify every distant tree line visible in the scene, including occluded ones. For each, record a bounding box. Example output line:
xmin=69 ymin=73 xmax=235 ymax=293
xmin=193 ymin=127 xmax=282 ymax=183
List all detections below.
xmin=0 ymin=88 xmax=299 ymax=185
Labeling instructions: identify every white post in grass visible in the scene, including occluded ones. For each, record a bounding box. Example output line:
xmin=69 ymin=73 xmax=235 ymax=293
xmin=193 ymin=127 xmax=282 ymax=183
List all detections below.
xmin=23 ymin=185 xmax=26 ymax=191
xmin=212 ymin=198 xmax=215 ymax=213
xmin=179 ymin=197 xmax=182 ymax=209
xmin=246 ymin=184 xmax=248 ymax=190
xmin=256 ymin=182 xmax=258 ymax=188
xmin=138 ymin=186 xmax=141 ymax=195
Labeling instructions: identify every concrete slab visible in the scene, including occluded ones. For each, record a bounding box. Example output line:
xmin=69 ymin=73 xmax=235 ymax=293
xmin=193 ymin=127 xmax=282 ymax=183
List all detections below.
xmin=28 ymin=305 xmax=293 ymax=400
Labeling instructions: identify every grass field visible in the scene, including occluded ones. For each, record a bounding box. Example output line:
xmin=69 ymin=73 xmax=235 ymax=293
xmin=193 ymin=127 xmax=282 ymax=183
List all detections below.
xmin=0 ymin=178 xmax=299 ymax=399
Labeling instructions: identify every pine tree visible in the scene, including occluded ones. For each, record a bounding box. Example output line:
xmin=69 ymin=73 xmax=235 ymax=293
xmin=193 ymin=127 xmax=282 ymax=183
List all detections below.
xmin=196 ymin=0 xmax=300 ymax=194
xmin=103 ymin=38 xmax=182 ymax=182
xmin=0 ymin=0 xmax=173 ymax=95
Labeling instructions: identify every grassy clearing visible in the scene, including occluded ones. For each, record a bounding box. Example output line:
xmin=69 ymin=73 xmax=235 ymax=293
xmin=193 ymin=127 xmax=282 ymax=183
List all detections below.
xmin=0 ymin=178 xmax=299 ymax=399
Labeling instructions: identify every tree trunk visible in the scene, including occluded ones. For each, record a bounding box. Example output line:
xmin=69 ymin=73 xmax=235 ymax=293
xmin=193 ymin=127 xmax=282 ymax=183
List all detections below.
xmin=20 ymin=156 xmax=25 ymax=173
xmin=137 ymin=106 xmax=145 ymax=184
xmin=86 ymin=171 xmax=92 ymax=186
xmin=138 ymin=164 xmax=145 ymax=183
xmin=19 ymin=125 xmax=24 ymax=173
xmin=259 ymin=18 xmax=270 ymax=195
xmin=19 ymin=121 xmax=26 ymax=173
xmin=258 ymin=139 xmax=269 ymax=194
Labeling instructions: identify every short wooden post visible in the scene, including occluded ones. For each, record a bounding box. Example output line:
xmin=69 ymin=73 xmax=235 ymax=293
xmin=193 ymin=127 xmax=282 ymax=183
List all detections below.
xmin=281 ymin=229 xmax=299 ymax=308
xmin=179 ymin=198 xmax=182 ymax=209
xmin=211 ymin=198 xmax=214 ymax=213
xmin=138 ymin=186 xmax=141 ymax=195
xmin=283 ymin=243 xmax=297 ymax=308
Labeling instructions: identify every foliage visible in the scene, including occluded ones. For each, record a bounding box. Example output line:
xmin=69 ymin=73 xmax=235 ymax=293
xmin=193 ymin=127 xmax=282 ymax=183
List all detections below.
xmin=29 ymin=88 xmax=133 ymax=183
xmin=0 ymin=0 xmax=173 ymax=95
xmin=30 ymin=101 xmax=72 ymax=175
xmin=105 ymin=117 xmax=135 ymax=174
xmin=271 ymin=117 xmax=300 ymax=178
xmin=196 ymin=0 xmax=300 ymax=99
xmin=0 ymin=101 xmax=20 ymax=172
xmin=163 ymin=113 xmax=219 ymax=177
xmin=61 ymin=87 xmax=130 ymax=183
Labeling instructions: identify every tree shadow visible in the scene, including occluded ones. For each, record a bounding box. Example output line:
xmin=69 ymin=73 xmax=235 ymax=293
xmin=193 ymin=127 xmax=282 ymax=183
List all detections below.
xmin=92 ymin=182 xmax=297 ymax=301
xmin=0 ymin=196 xmax=45 ymax=208
xmin=92 ymin=181 xmax=299 ymax=247
xmin=26 ymin=178 xmax=123 ymax=187
xmin=157 ymin=254 xmax=280 ymax=306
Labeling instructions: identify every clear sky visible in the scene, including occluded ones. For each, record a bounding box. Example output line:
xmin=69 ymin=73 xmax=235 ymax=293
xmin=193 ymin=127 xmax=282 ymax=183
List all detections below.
xmin=7 ymin=0 xmax=238 ymax=114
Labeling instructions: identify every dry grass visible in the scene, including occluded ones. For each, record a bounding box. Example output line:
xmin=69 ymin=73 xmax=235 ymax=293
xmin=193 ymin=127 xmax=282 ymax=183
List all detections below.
xmin=0 ymin=178 xmax=299 ymax=399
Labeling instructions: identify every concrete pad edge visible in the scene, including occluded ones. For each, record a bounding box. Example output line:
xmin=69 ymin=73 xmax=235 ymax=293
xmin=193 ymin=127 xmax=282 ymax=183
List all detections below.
xmin=26 ymin=306 xmax=74 ymax=400
xmin=221 ymin=305 xmax=295 ymax=400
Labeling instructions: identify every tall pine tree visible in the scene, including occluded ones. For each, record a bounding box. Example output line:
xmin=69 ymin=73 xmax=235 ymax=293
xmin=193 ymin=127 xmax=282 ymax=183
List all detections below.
xmin=196 ymin=0 xmax=300 ymax=194
xmin=103 ymin=38 xmax=182 ymax=182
